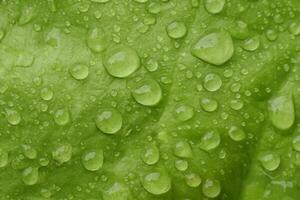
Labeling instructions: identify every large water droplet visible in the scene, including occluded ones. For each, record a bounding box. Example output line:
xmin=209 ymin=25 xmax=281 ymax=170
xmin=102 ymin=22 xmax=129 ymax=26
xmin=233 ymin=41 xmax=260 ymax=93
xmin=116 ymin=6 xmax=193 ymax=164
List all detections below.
xmin=142 ymin=144 xmax=160 ymax=165
xmin=95 ymin=108 xmax=123 ymax=134
xmin=203 ymin=73 xmax=222 ymax=92
xmin=87 ymin=27 xmax=107 ymax=52
xmin=6 ymin=109 xmax=21 ymax=125
xmin=199 ymin=131 xmax=221 ymax=151
xmin=191 ymin=30 xmax=234 ymax=65
xmin=269 ymin=95 xmax=294 ymax=130
xmin=174 ymin=104 xmax=194 ymax=121
xmin=166 ymin=21 xmax=187 ymax=39
xmin=204 ymin=0 xmax=225 ymax=14
xmin=132 ymin=79 xmax=162 ymax=106
xmin=22 ymin=167 xmax=39 ymax=185
xmin=69 ymin=64 xmax=89 ymax=80
xmin=202 ymin=179 xmax=221 ymax=198
xmin=52 ymin=143 xmax=72 ymax=164
xmin=54 ymin=108 xmax=70 ymax=126
xmin=174 ymin=141 xmax=192 ymax=158
xmin=200 ymin=98 xmax=218 ymax=112
xmin=228 ymin=126 xmax=246 ymax=141
xmin=82 ymin=149 xmax=104 ymax=171
xmin=259 ymin=152 xmax=280 ymax=171
xmin=104 ymin=46 xmax=140 ymax=78
xmin=141 ymin=171 xmax=171 ymax=195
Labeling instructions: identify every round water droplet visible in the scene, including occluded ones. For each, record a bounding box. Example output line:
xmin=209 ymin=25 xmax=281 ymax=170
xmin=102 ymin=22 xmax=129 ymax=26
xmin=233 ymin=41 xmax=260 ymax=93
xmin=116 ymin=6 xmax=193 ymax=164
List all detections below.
xmin=141 ymin=171 xmax=171 ymax=195
xmin=228 ymin=126 xmax=246 ymax=141
xmin=199 ymin=131 xmax=221 ymax=151
xmin=175 ymin=159 xmax=188 ymax=171
xmin=174 ymin=104 xmax=194 ymax=121
xmin=289 ymin=22 xmax=300 ymax=36
xmin=142 ymin=144 xmax=160 ymax=165
xmin=69 ymin=64 xmax=89 ymax=80
xmin=104 ymin=46 xmax=140 ymax=78
xmin=166 ymin=21 xmax=187 ymax=39
xmin=200 ymin=98 xmax=218 ymax=112
xmin=87 ymin=27 xmax=107 ymax=52
xmin=202 ymin=179 xmax=221 ymax=198
xmin=52 ymin=143 xmax=72 ymax=164
xmin=54 ymin=108 xmax=70 ymax=126
xmin=230 ymin=99 xmax=244 ymax=110
xmin=229 ymin=20 xmax=249 ymax=40
xmin=22 ymin=167 xmax=39 ymax=185
xmin=95 ymin=108 xmax=123 ymax=134
xmin=82 ymin=149 xmax=104 ymax=171
xmin=132 ymin=79 xmax=162 ymax=106
xmin=292 ymin=135 xmax=300 ymax=151
xmin=191 ymin=30 xmax=234 ymax=65
xmin=40 ymin=87 xmax=53 ymax=101
xmin=242 ymin=36 xmax=260 ymax=51
xmin=174 ymin=141 xmax=192 ymax=158
xmin=21 ymin=144 xmax=37 ymax=159
xmin=203 ymin=73 xmax=222 ymax=92
xmin=0 ymin=149 xmax=8 ymax=168
xmin=204 ymin=0 xmax=225 ymax=14
xmin=259 ymin=152 xmax=280 ymax=171
xmin=185 ymin=173 xmax=201 ymax=187
xmin=269 ymin=95 xmax=294 ymax=130
xmin=103 ymin=182 xmax=131 ymax=200
xmin=6 ymin=110 xmax=21 ymax=125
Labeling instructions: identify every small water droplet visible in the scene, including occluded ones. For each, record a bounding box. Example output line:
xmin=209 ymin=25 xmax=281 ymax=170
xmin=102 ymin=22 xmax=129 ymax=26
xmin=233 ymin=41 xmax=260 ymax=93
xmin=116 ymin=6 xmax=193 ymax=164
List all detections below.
xmin=21 ymin=144 xmax=37 ymax=159
xmin=228 ymin=126 xmax=246 ymax=141
xmin=203 ymin=73 xmax=222 ymax=92
xmin=6 ymin=109 xmax=21 ymax=125
xmin=199 ymin=131 xmax=220 ymax=151
xmin=132 ymin=79 xmax=162 ymax=106
xmin=40 ymin=87 xmax=53 ymax=101
xmin=54 ymin=108 xmax=70 ymax=126
xmin=82 ymin=149 xmax=104 ymax=171
xmin=174 ymin=141 xmax=192 ymax=158
xmin=200 ymin=98 xmax=218 ymax=112
xmin=22 ymin=167 xmax=39 ymax=185
xmin=174 ymin=104 xmax=194 ymax=121
xmin=242 ymin=36 xmax=260 ymax=51
xmin=175 ymin=159 xmax=188 ymax=171
xmin=87 ymin=27 xmax=107 ymax=52
xmin=142 ymin=144 xmax=160 ymax=165
xmin=141 ymin=171 xmax=171 ymax=195
xmin=52 ymin=143 xmax=72 ymax=164
xmin=185 ymin=173 xmax=202 ymax=187
xmin=69 ymin=64 xmax=89 ymax=80
xmin=166 ymin=21 xmax=187 ymax=39
xmin=95 ymin=108 xmax=123 ymax=134
xmin=259 ymin=152 xmax=280 ymax=171
xmin=202 ymin=179 xmax=221 ymax=198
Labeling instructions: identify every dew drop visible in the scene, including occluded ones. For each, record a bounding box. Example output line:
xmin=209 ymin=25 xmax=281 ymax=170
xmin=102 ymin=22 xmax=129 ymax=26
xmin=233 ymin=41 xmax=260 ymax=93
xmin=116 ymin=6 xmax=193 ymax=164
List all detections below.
xmin=132 ymin=79 xmax=162 ymax=106
xmin=40 ymin=87 xmax=53 ymax=101
xmin=174 ymin=104 xmax=194 ymax=121
xmin=175 ymin=159 xmax=188 ymax=171
xmin=87 ymin=27 xmax=107 ymax=52
xmin=200 ymin=98 xmax=218 ymax=112
xmin=142 ymin=144 xmax=160 ymax=165
xmin=292 ymin=135 xmax=300 ymax=151
xmin=242 ymin=36 xmax=260 ymax=51
xmin=199 ymin=131 xmax=221 ymax=151
xmin=6 ymin=109 xmax=21 ymax=125
xmin=54 ymin=108 xmax=70 ymax=126
xmin=259 ymin=152 xmax=280 ymax=171
xmin=95 ymin=108 xmax=123 ymax=134
xmin=174 ymin=141 xmax=192 ymax=158
xmin=166 ymin=21 xmax=187 ymax=39
xmin=52 ymin=143 xmax=72 ymax=164
xmin=104 ymin=46 xmax=140 ymax=78
xmin=21 ymin=144 xmax=37 ymax=159
xmin=141 ymin=171 xmax=171 ymax=195
xmin=82 ymin=149 xmax=104 ymax=171
xmin=228 ymin=126 xmax=246 ymax=141
xmin=203 ymin=73 xmax=222 ymax=92
xmin=22 ymin=167 xmax=39 ymax=185
xmin=202 ymin=179 xmax=221 ymax=198
xmin=69 ymin=64 xmax=89 ymax=80
xmin=191 ymin=30 xmax=234 ymax=65
xmin=204 ymin=0 xmax=225 ymax=14
xmin=230 ymin=99 xmax=244 ymax=110
xmin=185 ymin=173 xmax=202 ymax=188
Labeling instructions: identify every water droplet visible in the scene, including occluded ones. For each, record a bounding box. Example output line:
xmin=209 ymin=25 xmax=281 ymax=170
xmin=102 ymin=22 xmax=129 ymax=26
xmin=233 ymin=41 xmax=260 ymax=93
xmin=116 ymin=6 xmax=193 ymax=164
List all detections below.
xmin=259 ymin=152 xmax=280 ymax=171
xmin=242 ymin=36 xmax=260 ymax=51
xmin=199 ymin=131 xmax=221 ymax=151
xmin=82 ymin=149 xmax=104 ymax=171
xmin=228 ymin=126 xmax=246 ymax=141
xmin=289 ymin=22 xmax=300 ymax=36
xmin=21 ymin=144 xmax=37 ymax=159
xmin=134 ymin=0 xmax=148 ymax=3
xmin=91 ymin=0 xmax=110 ymax=3
xmin=95 ymin=108 xmax=123 ymax=134
xmin=52 ymin=143 xmax=72 ymax=164
xmin=142 ymin=144 xmax=159 ymax=165
xmin=174 ymin=104 xmax=194 ymax=121
xmin=87 ymin=27 xmax=107 ymax=52
xmin=175 ymin=159 xmax=188 ymax=171
xmin=229 ymin=20 xmax=249 ymax=40
xmin=185 ymin=173 xmax=202 ymax=187
xmin=230 ymin=99 xmax=244 ymax=110
xmin=103 ymin=182 xmax=131 ymax=200
xmin=200 ymin=98 xmax=218 ymax=112
xmin=0 ymin=149 xmax=8 ymax=168
xmin=141 ymin=171 xmax=171 ymax=195
xmin=191 ymin=30 xmax=234 ymax=65
xmin=166 ymin=21 xmax=187 ymax=39
xmin=69 ymin=64 xmax=89 ymax=80
xmin=265 ymin=29 xmax=278 ymax=41
xmin=22 ymin=167 xmax=39 ymax=185
xmin=204 ymin=0 xmax=225 ymax=14
xmin=6 ymin=109 xmax=21 ymax=125
xmin=174 ymin=141 xmax=192 ymax=158
xmin=268 ymin=95 xmax=294 ymax=130
xmin=104 ymin=46 xmax=140 ymax=78
xmin=40 ymin=87 xmax=53 ymax=101
xmin=145 ymin=59 xmax=159 ymax=72
xmin=292 ymin=135 xmax=300 ymax=151
xmin=132 ymin=79 xmax=162 ymax=106
xmin=203 ymin=73 xmax=222 ymax=92
xmin=54 ymin=108 xmax=70 ymax=126
xmin=202 ymin=179 xmax=221 ymax=198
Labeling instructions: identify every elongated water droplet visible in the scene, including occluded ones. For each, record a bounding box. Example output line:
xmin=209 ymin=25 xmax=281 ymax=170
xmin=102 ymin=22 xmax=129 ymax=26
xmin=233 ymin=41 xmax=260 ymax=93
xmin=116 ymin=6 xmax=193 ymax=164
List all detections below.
xmin=174 ymin=104 xmax=194 ymax=121
xmin=204 ymin=0 xmax=225 ymax=14
xmin=203 ymin=73 xmax=222 ymax=92
xmin=200 ymin=98 xmax=218 ymax=112
xmin=0 ymin=149 xmax=8 ymax=168
xmin=185 ymin=173 xmax=202 ymax=187
xmin=104 ymin=46 xmax=140 ymax=78
xmin=242 ymin=36 xmax=260 ymax=51
xmin=69 ymin=64 xmax=89 ymax=80
xmin=6 ymin=109 xmax=21 ymax=125
xmin=142 ymin=144 xmax=159 ymax=165
xmin=174 ymin=141 xmax=192 ymax=158
xmin=259 ymin=152 xmax=280 ymax=171
xmin=202 ymin=179 xmax=221 ymax=198
xmin=87 ymin=27 xmax=107 ymax=52
xmin=22 ymin=167 xmax=39 ymax=185
xmin=52 ymin=143 xmax=72 ymax=164
xmin=95 ymin=108 xmax=123 ymax=134
xmin=54 ymin=108 xmax=70 ymax=126
xmin=166 ymin=21 xmax=187 ymax=39
xmin=132 ymin=79 xmax=162 ymax=106
xmin=199 ymin=131 xmax=220 ymax=151
xmin=141 ymin=171 xmax=171 ymax=195
xmin=269 ymin=95 xmax=294 ymax=130
xmin=191 ymin=30 xmax=234 ymax=65
xmin=82 ymin=149 xmax=104 ymax=171
xmin=228 ymin=126 xmax=246 ymax=141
